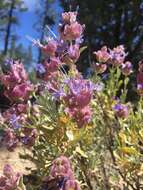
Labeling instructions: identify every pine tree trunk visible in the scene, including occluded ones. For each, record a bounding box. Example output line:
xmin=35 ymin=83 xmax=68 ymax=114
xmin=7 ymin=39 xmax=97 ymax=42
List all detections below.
xmin=3 ymin=0 xmax=15 ymax=55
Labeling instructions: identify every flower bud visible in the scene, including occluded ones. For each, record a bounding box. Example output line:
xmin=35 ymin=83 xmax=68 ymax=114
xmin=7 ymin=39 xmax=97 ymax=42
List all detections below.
xmin=121 ymin=61 xmax=132 ymax=76
xmin=42 ymin=40 xmax=57 ymax=56
xmin=113 ymin=103 xmax=129 ymax=118
xmin=93 ymin=62 xmax=107 ymax=74
xmin=62 ymin=12 xmax=77 ymax=24
xmin=94 ymin=46 xmax=110 ymax=63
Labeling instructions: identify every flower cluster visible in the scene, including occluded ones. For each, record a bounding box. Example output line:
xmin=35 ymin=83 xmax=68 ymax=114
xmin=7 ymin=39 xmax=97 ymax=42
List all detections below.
xmin=60 ymin=11 xmax=84 ymax=42
xmin=59 ymin=11 xmax=83 ymax=65
xmin=2 ymin=128 xmax=19 ymax=151
xmin=36 ymin=58 xmax=60 ymax=82
xmin=0 ymin=61 xmax=33 ymax=102
xmin=109 ymin=45 xmax=127 ymax=66
xmin=1 ymin=127 xmax=37 ymax=151
xmin=48 ymin=156 xmax=80 ymax=190
xmin=0 ymin=61 xmax=34 ymax=128
xmin=63 ymin=77 xmax=94 ymax=127
xmin=93 ymin=45 xmax=132 ymax=75
xmin=0 ymin=61 xmax=37 ymax=151
xmin=2 ymin=103 xmax=27 ymax=125
xmin=35 ymin=11 xmax=90 ymax=127
xmin=0 ymin=164 xmax=21 ymax=190
xmin=36 ymin=11 xmax=83 ymax=71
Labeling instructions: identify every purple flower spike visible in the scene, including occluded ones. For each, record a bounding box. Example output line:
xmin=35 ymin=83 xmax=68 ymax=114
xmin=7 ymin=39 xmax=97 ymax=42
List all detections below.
xmin=10 ymin=114 xmax=22 ymax=129
xmin=63 ymin=78 xmax=94 ymax=127
xmin=64 ymin=78 xmax=94 ymax=108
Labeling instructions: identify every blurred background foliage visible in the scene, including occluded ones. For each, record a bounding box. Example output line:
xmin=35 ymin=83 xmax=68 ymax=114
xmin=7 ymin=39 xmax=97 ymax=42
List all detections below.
xmin=1 ymin=0 xmax=143 ymax=71
xmin=60 ymin=0 xmax=143 ymax=72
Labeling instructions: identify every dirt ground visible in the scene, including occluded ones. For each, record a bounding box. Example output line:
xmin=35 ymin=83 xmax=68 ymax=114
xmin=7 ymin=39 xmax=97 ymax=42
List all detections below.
xmin=0 ymin=146 xmax=36 ymax=175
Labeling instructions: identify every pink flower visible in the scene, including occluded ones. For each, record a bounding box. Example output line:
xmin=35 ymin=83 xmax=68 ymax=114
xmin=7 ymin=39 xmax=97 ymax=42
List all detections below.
xmin=63 ymin=78 xmax=94 ymax=127
xmin=45 ymin=57 xmax=60 ymax=72
xmin=0 ymin=165 xmax=21 ymax=190
xmin=68 ymin=44 xmax=80 ymax=61
xmin=0 ymin=75 xmax=13 ymax=88
xmin=93 ymin=62 xmax=107 ymax=74
xmin=3 ymin=165 xmax=14 ymax=178
xmin=16 ymin=104 xmax=27 ymax=114
xmin=2 ymin=129 xmax=19 ymax=151
xmin=0 ymin=176 xmax=7 ymax=189
xmin=10 ymin=83 xmax=33 ymax=101
xmin=61 ymin=22 xmax=84 ymax=41
xmin=46 ymin=156 xmax=81 ymax=190
xmin=0 ymin=62 xmax=28 ymax=89
xmin=62 ymin=11 xmax=77 ymax=24
xmin=64 ymin=78 xmax=94 ymax=109
xmin=121 ymin=61 xmax=132 ymax=76
xmin=94 ymin=46 xmax=110 ymax=63
xmin=10 ymin=62 xmax=28 ymax=82
xmin=50 ymin=156 xmax=74 ymax=179
xmin=137 ymin=84 xmax=143 ymax=96
xmin=41 ymin=58 xmax=60 ymax=82
xmin=67 ymin=106 xmax=92 ymax=128
xmin=61 ymin=44 xmax=80 ymax=64
xmin=42 ymin=40 xmax=57 ymax=56
xmin=109 ymin=45 xmax=127 ymax=66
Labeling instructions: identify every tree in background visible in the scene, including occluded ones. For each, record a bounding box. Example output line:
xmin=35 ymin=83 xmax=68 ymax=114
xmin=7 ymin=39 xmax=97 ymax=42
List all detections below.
xmin=0 ymin=1 xmax=9 ymax=35
xmin=9 ymin=37 xmax=33 ymax=70
xmin=0 ymin=0 xmax=27 ymax=55
xmin=60 ymin=0 xmax=143 ymax=71
xmin=0 ymin=0 xmax=34 ymax=69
